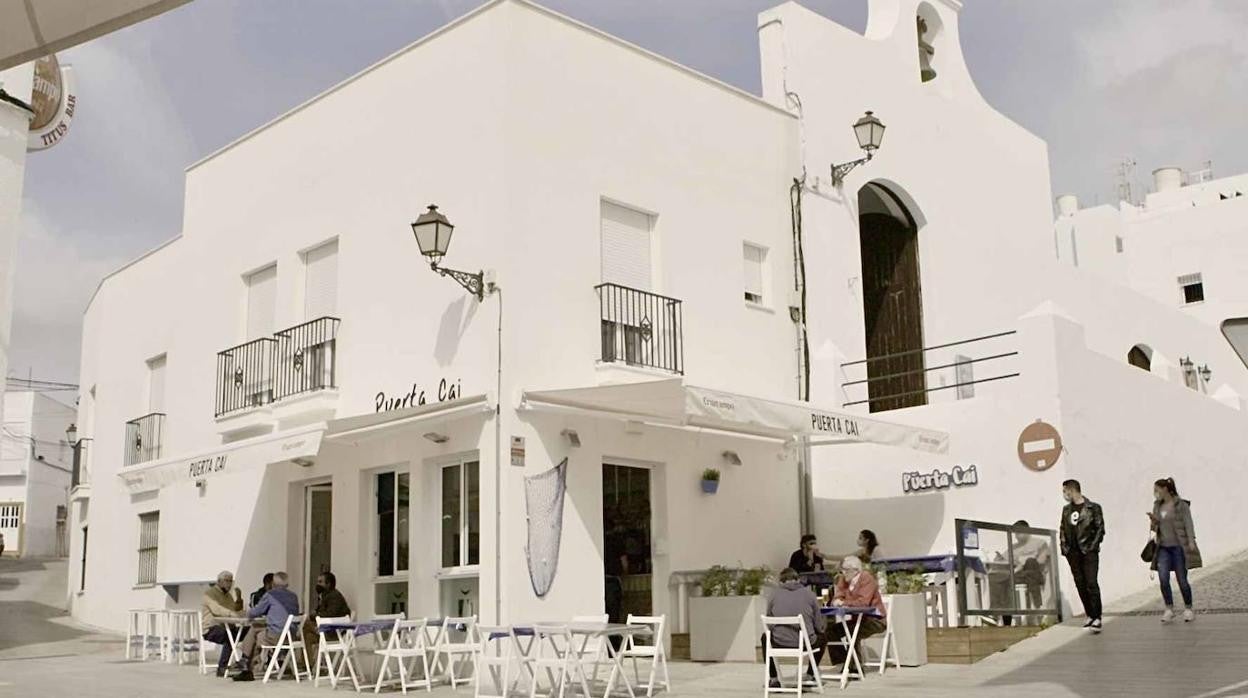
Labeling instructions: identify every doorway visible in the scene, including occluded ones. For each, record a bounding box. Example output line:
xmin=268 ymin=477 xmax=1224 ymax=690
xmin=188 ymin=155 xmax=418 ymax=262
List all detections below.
xmin=858 ymin=182 xmax=926 ymax=412
xmin=304 ymin=484 xmax=332 ymax=613
xmin=602 ymin=463 xmax=653 ymax=623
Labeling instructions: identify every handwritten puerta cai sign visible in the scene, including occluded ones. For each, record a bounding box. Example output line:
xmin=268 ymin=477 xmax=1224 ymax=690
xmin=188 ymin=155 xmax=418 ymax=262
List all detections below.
xmin=27 ymin=54 xmax=77 ymax=151
xmin=375 ymin=378 xmax=463 ymax=412
xmin=902 ymin=465 xmax=979 ymax=494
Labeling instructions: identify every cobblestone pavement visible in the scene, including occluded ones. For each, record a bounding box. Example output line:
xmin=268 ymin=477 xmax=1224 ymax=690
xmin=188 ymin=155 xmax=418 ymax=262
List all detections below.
xmin=1107 ymin=548 xmax=1248 ymax=615
xmin=4 ymin=557 xmax=1248 ymax=698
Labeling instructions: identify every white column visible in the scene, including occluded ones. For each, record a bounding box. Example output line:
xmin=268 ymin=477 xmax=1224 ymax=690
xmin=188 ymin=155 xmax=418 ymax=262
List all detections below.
xmin=0 ymin=63 xmax=35 ymax=429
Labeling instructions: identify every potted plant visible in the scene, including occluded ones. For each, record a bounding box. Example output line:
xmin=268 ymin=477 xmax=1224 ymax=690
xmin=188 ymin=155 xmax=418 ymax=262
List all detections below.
xmin=700 ymin=468 xmax=721 ymax=494
xmin=869 ymin=563 xmax=928 ymax=666
xmin=689 ymin=564 xmax=771 ymax=661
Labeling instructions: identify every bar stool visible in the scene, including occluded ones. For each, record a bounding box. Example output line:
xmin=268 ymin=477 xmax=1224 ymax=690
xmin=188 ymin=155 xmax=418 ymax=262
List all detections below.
xmin=165 ymin=609 xmax=202 ymax=666
xmin=126 ymin=609 xmax=166 ymax=660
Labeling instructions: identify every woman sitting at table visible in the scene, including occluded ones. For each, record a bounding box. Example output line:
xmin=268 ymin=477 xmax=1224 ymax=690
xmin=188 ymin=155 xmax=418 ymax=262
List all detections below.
xmin=855 ymin=530 xmax=885 ymax=562
xmin=825 ymin=556 xmax=887 ymax=668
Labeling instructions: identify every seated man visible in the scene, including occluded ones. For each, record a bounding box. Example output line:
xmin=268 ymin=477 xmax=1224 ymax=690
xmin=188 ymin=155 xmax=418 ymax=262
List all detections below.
xmin=826 ymin=556 xmax=887 ymax=667
xmin=787 ymin=534 xmax=825 ymax=574
xmin=303 ymin=571 xmax=352 ymax=659
xmin=201 ymin=570 xmax=245 ymax=677
xmin=761 ymin=567 xmax=827 ymax=689
xmin=250 ymin=572 xmax=274 ymax=608
xmin=233 ymin=571 xmax=301 ymax=682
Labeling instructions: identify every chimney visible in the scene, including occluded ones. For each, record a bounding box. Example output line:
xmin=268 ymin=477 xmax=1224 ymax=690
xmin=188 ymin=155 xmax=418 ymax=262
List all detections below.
xmin=1152 ymin=167 xmax=1183 ymax=192
xmin=1056 ymin=194 xmax=1079 ymax=216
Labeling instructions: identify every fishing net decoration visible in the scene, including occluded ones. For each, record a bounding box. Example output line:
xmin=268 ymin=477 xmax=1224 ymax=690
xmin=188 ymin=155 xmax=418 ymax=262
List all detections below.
xmin=524 ymin=458 xmax=568 ymax=597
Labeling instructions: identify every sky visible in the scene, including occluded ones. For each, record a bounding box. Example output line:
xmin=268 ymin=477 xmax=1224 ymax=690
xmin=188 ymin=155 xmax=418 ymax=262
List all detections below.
xmin=10 ymin=0 xmax=1248 ymax=385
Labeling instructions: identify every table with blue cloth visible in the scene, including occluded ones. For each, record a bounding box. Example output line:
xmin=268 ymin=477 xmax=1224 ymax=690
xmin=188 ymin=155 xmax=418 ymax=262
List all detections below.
xmin=820 ymin=606 xmax=883 ymax=689
xmin=875 ymin=554 xmax=989 ymax=627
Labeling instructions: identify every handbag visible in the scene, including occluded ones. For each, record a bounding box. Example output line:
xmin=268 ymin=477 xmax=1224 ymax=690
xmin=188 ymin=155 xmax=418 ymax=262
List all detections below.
xmin=1140 ymin=538 xmax=1157 ymax=563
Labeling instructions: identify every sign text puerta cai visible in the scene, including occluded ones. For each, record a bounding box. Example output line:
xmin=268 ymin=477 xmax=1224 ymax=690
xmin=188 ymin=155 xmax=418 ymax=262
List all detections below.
xmin=27 ymin=54 xmax=77 ymax=152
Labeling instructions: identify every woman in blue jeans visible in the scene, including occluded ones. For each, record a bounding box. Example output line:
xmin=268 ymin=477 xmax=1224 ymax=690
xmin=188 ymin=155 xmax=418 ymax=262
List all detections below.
xmin=1148 ymin=478 xmax=1202 ymax=623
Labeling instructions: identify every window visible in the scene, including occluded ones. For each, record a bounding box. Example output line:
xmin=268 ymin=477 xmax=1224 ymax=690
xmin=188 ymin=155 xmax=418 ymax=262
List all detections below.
xmin=600 ymin=201 xmax=653 ymax=291
xmin=1179 ymin=273 xmax=1204 ymax=304
xmin=303 ymin=239 xmax=339 ymax=320
xmin=1115 ymin=236 xmax=1124 ymax=253
xmin=0 ymin=504 xmax=19 ymax=528
xmin=245 ymin=264 xmax=278 ymax=338
xmin=441 ymin=459 xmax=480 ymax=569
xmin=80 ymin=526 xmax=88 ymax=591
xmin=147 ymin=354 xmax=166 ymax=414
xmin=743 ymin=243 xmax=766 ymax=305
xmin=137 ymin=512 xmax=159 ymax=585
xmin=374 ymin=470 xmax=410 ymax=578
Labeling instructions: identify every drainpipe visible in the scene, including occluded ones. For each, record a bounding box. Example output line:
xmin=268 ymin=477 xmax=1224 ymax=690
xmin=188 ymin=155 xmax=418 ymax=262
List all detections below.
xmin=491 ymin=285 xmax=503 ymax=623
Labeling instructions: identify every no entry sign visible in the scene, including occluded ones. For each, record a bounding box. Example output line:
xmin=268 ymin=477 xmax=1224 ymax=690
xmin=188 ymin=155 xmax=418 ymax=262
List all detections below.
xmin=1018 ymin=420 xmax=1062 ymax=471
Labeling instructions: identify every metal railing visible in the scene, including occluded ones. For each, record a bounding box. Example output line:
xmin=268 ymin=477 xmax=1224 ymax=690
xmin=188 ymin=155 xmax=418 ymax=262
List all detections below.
xmin=596 ymin=283 xmax=684 ymax=375
xmin=840 ymin=330 xmax=1020 ymax=411
xmin=124 ymin=413 xmax=165 ymax=467
xmin=71 ymin=438 xmax=91 ymax=488
xmin=274 ymin=316 xmax=341 ymax=402
xmin=215 ymin=337 xmax=277 ymax=417
xmin=954 ymin=518 xmax=1063 ymax=626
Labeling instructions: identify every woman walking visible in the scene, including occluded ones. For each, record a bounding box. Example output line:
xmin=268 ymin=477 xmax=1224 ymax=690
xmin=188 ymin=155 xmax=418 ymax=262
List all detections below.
xmin=1149 ymin=477 xmax=1201 ymax=623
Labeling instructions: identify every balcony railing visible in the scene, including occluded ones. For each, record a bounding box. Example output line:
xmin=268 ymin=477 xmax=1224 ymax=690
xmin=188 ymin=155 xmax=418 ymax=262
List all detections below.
xmin=274 ymin=316 xmax=341 ymax=402
xmin=215 ymin=337 xmax=277 ymax=418
xmin=71 ymin=438 xmax=92 ymax=488
xmin=596 ymin=283 xmax=683 ymax=375
xmin=124 ymin=413 xmax=165 ymax=467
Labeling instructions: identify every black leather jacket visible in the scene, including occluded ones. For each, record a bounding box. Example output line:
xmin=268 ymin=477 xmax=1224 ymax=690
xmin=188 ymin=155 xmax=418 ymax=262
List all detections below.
xmin=1060 ymin=499 xmax=1105 ymax=555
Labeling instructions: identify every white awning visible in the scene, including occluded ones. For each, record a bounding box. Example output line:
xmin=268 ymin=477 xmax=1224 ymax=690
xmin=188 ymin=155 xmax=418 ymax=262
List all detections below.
xmin=521 ymin=379 xmax=948 ymax=454
xmin=118 ymin=423 xmax=323 ymax=494
xmin=1 ymin=0 xmax=190 ymax=71
xmin=324 ymin=394 xmax=493 ymax=444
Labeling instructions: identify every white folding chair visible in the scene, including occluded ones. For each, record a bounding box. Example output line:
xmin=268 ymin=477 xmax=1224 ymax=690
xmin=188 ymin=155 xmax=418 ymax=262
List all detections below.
xmin=374 ymin=618 xmax=434 ymax=694
xmin=570 ymin=615 xmax=609 ymax=687
xmin=865 ymin=598 xmax=900 ymax=675
xmin=261 ymin=613 xmax=311 ymax=683
xmin=371 ymin=612 xmax=407 ymax=648
xmin=525 ymin=624 xmax=581 ymax=698
xmin=621 ymin=614 xmax=670 ymax=697
xmin=435 ymin=616 xmax=479 ymax=688
xmin=761 ymin=615 xmax=823 ymax=696
xmin=475 ymin=625 xmax=522 ymax=698
xmin=314 ymin=614 xmax=361 ymax=690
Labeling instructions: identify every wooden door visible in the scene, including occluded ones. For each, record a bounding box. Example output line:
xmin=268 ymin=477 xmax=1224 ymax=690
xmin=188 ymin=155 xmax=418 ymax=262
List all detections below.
xmin=859 ymin=212 xmax=926 ymax=412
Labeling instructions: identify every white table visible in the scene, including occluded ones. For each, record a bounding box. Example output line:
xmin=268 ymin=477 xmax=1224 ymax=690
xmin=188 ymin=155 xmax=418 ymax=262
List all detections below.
xmin=217 ymin=616 xmax=262 ymax=667
xmin=822 ymin=607 xmax=883 ymax=689
xmin=506 ymin=622 xmax=653 ymax=698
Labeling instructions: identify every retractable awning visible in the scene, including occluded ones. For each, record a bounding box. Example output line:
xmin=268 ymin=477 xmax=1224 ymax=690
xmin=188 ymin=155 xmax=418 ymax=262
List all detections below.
xmin=520 ymin=379 xmax=948 ymax=454
xmin=323 ymin=394 xmax=493 ymax=444
xmin=1 ymin=0 xmax=190 ymax=71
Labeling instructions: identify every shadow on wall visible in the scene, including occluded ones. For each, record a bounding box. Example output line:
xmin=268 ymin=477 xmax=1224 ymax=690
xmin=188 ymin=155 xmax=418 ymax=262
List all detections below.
xmin=813 ymin=492 xmax=947 ymax=557
xmin=434 ymin=295 xmax=478 ymax=368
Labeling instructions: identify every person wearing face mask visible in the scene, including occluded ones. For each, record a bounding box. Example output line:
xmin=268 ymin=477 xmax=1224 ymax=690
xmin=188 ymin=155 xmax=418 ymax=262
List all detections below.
xmin=303 ymin=571 xmax=352 ymax=658
xmin=1148 ymin=477 xmax=1201 ymax=623
xmin=1059 ymin=479 xmax=1105 ymax=634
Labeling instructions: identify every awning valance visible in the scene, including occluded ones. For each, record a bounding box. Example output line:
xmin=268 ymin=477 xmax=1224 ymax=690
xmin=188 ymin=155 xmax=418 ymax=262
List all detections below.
xmin=323 ymin=394 xmax=492 ymax=444
xmin=118 ymin=423 xmax=323 ymax=494
xmin=521 ymin=380 xmax=948 ymax=454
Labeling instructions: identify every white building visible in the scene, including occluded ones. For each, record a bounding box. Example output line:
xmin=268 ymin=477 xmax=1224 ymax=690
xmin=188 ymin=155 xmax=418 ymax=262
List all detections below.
xmin=70 ymin=0 xmax=1248 ymax=637
xmin=1 ymin=390 xmax=74 ymax=557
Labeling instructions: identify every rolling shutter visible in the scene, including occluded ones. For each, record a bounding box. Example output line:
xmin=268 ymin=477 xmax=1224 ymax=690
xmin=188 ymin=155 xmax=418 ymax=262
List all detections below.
xmin=246 ymin=264 xmax=277 ymax=338
xmin=304 ymin=240 xmax=338 ymax=320
xmin=600 ymin=201 xmax=652 ymax=290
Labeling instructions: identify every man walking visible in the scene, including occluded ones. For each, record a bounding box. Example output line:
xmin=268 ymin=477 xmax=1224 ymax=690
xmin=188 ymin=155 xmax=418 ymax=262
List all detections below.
xmin=1059 ymin=479 xmax=1105 ymax=633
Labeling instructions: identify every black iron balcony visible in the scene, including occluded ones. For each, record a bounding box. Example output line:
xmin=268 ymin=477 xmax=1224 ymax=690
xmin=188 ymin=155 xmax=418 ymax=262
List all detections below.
xmin=71 ymin=438 xmax=91 ymax=488
xmin=274 ymin=317 xmax=341 ymax=402
xmin=596 ymin=283 xmax=684 ymax=375
xmin=124 ymin=413 xmax=165 ymax=467
xmin=215 ymin=337 xmax=277 ymax=418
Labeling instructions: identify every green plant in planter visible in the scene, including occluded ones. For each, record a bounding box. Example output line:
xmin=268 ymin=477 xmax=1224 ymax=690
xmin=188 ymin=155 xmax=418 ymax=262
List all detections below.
xmin=875 ymin=564 xmax=927 ymax=595
xmin=700 ymin=565 xmax=735 ymax=597
xmin=701 ymin=468 xmax=721 ymax=482
xmin=734 ymin=565 xmax=772 ymax=596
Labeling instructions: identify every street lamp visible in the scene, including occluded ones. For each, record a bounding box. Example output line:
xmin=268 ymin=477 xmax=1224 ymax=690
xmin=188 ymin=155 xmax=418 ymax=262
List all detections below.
xmin=410 ymin=204 xmax=485 ymax=300
xmin=1199 ymin=364 xmax=1212 ymax=384
xmin=831 ymin=111 xmax=887 ymax=185
xmin=65 ymin=423 xmax=77 ymax=445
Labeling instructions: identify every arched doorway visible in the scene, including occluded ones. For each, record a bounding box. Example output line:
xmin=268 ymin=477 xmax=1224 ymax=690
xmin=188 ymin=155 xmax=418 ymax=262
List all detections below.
xmin=858 ymin=182 xmax=926 ymax=412
xmin=1127 ymin=344 xmax=1152 ymax=371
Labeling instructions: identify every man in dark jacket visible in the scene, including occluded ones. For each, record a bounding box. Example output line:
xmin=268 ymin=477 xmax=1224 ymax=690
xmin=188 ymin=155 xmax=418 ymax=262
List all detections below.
xmin=787 ymin=534 xmax=825 ymax=574
xmin=303 ymin=571 xmax=352 ymax=659
xmin=1059 ymin=479 xmax=1105 ymax=633
xmin=761 ymin=568 xmax=827 ymax=688
xmin=250 ymin=572 xmax=274 ymax=608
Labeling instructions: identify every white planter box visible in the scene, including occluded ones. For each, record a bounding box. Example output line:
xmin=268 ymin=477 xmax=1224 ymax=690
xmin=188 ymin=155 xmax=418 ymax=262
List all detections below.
xmin=861 ymin=593 xmax=927 ymax=666
xmin=689 ymin=595 xmax=766 ymax=662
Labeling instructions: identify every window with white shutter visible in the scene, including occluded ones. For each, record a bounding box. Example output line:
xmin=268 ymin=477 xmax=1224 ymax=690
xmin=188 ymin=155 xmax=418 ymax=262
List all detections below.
xmin=600 ymin=201 xmax=653 ymax=291
xmin=743 ymin=243 xmax=766 ymax=304
xmin=246 ymin=264 xmax=278 ymax=339
xmin=137 ymin=512 xmax=159 ymax=585
xmin=147 ymin=355 xmax=166 ymax=413
xmin=303 ymin=240 xmax=339 ymax=320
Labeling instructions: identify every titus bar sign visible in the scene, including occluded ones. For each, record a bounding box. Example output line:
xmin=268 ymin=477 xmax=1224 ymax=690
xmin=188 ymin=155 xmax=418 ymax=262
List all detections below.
xmin=902 ymin=465 xmax=979 ymax=493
